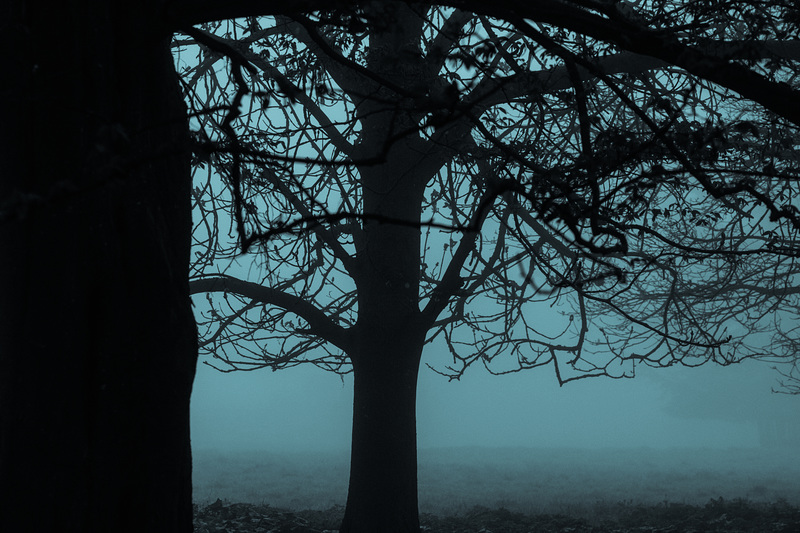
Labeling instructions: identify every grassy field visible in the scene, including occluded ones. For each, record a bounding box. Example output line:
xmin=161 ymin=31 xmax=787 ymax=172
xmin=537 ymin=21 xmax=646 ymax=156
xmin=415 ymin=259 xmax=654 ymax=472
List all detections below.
xmin=192 ymin=445 xmax=800 ymax=518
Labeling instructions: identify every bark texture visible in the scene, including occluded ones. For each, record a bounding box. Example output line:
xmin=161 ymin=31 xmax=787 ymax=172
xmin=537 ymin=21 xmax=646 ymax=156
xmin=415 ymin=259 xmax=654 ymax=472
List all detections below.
xmin=0 ymin=2 xmax=196 ymax=531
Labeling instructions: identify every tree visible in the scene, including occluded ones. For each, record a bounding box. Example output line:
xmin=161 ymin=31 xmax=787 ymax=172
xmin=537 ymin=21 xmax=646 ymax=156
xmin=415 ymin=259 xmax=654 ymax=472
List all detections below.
xmin=2 ymin=1 xmax=798 ymax=532
xmin=180 ymin=3 xmax=800 ymax=531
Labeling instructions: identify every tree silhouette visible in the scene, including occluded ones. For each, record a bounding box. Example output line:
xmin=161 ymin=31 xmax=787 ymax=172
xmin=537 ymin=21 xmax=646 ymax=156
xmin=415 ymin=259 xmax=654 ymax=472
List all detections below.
xmin=179 ymin=3 xmax=800 ymax=531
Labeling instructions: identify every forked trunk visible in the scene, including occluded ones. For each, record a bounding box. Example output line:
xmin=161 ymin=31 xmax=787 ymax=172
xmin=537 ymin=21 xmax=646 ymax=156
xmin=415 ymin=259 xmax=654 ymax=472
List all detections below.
xmin=339 ymin=330 xmax=423 ymax=533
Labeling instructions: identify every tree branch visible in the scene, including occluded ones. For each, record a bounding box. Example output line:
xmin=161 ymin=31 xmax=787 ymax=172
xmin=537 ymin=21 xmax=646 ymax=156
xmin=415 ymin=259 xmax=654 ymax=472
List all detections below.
xmin=168 ymin=0 xmax=800 ymax=125
xmin=190 ymin=274 xmax=351 ymax=351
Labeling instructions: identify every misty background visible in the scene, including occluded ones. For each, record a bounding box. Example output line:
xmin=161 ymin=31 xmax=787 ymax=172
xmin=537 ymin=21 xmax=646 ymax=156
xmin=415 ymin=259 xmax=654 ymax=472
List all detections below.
xmin=191 ymin=345 xmax=798 ymax=453
xmin=191 ymin=343 xmax=800 ymax=513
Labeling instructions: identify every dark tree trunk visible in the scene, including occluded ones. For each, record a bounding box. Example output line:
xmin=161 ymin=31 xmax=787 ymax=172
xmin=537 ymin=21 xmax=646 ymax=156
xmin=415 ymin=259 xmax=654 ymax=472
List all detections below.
xmin=0 ymin=2 xmax=196 ymax=531
xmin=340 ymin=327 xmax=424 ymax=533
xmin=339 ymin=122 xmax=431 ymax=530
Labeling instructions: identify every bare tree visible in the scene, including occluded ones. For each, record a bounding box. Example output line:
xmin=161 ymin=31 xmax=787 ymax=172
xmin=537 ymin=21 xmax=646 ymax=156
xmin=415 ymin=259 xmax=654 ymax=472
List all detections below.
xmin=176 ymin=2 xmax=800 ymax=530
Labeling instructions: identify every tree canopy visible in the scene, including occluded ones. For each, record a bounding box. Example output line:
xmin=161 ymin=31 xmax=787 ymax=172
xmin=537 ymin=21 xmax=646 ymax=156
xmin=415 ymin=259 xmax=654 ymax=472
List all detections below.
xmin=178 ymin=3 xmax=800 ymax=384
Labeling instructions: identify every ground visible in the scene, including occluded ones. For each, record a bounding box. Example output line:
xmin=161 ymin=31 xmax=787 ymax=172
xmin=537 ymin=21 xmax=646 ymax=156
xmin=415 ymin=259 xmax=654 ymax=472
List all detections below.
xmin=193 ymin=497 xmax=800 ymax=532
xmin=192 ymin=447 xmax=800 ymax=531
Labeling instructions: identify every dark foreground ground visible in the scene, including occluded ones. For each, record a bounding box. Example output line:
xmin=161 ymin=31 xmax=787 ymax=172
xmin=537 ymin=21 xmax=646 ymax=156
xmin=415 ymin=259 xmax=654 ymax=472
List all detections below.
xmin=194 ymin=497 xmax=800 ymax=532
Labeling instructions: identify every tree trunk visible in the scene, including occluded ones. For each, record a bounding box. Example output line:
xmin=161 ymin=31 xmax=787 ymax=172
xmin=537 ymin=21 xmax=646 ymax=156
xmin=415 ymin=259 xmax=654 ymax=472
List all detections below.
xmin=0 ymin=2 xmax=196 ymax=531
xmin=340 ymin=326 xmax=424 ymax=533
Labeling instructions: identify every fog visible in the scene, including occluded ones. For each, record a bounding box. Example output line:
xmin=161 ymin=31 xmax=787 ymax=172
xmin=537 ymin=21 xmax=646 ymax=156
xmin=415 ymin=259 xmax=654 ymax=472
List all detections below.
xmin=191 ymin=347 xmax=798 ymax=453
